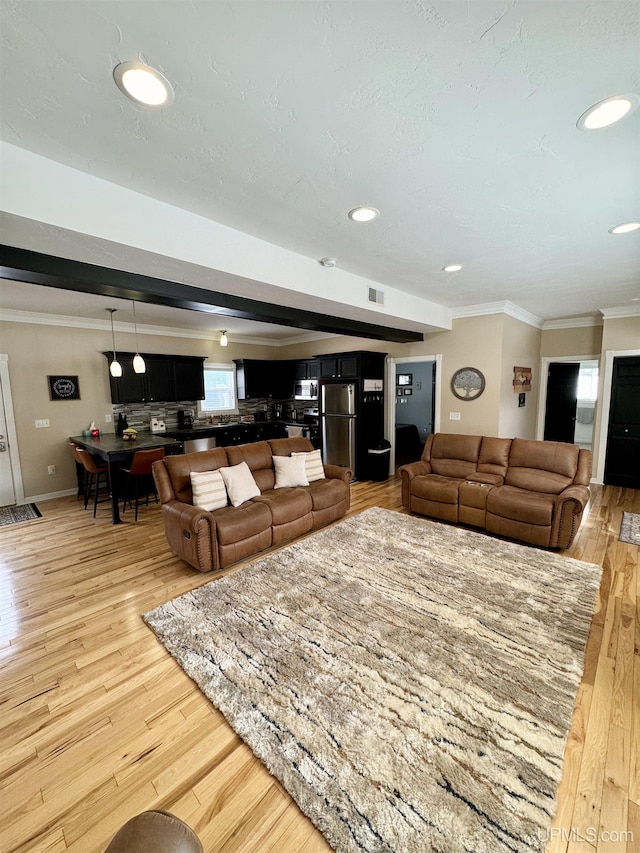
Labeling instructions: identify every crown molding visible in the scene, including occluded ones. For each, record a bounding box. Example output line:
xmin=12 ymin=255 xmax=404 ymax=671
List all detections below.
xmin=451 ymin=301 xmax=543 ymax=329
xmin=0 ymin=307 xmax=338 ymax=348
xmin=542 ymin=315 xmax=602 ymax=330
xmin=599 ymin=305 xmax=640 ymax=320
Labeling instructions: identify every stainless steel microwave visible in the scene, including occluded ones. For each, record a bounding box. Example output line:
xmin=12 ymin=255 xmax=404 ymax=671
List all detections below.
xmin=294 ymin=380 xmax=318 ymax=400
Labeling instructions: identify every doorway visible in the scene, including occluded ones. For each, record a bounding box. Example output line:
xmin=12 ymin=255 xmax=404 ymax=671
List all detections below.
xmin=386 ymin=355 xmax=441 ymax=470
xmin=541 ymin=358 xmax=598 ymax=450
xmin=0 ymin=354 xmax=23 ymax=507
xmin=604 ymin=355 xmax=640 ymax=489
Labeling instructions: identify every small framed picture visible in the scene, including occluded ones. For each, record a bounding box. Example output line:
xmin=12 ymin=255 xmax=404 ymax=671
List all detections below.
xmin=48 ymin=375 xmax=80 ymax=400
xmin=397 ymin=373 xmax=412 ymax=386
xmin=404 ymin=388 xmax=413 ymax=396
xmin=396 ymin=387 xmax=404 ymax=397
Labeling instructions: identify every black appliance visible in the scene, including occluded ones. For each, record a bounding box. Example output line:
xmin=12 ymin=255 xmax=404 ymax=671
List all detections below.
xmin=177 ymin=409 xmax=194 ymax=429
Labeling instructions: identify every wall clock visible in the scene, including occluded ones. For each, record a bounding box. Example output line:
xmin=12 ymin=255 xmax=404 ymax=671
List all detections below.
xmin=451 ymin=367 xmax=485 ymax=400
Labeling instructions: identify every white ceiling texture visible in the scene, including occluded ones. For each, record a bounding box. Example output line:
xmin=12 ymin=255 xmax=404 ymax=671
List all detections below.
xmin=1 ymin=0 xmax=639 ymax=341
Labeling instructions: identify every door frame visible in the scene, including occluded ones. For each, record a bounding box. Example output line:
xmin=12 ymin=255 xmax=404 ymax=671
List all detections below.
xmin=596 ymin=347 xmax=640 ymax=485
xmin=0 ymin=354 xmax=25 ymax=505
xmin=385 ymin=354 xmax=442 ymax=473
xmin=536 ymin=354 xmax=598 ymax=443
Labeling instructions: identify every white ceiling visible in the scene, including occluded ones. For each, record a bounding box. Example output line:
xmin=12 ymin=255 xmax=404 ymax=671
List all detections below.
xmin=1 ymin=0 xmax=639 ymax=336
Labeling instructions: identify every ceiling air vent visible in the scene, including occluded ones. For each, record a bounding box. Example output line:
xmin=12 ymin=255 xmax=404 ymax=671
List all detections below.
xmin=368 ymin=287 xmax=384 ymax=305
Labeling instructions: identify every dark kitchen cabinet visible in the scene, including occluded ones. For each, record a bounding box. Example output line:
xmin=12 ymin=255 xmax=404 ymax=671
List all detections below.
xmin=295 ymin=359 xmax=320 ymax=381
xmin=234 ymin=359 xmax=295 ymax=399
xmin=317 ymin=351 xmax=385 ymax=380
xmin=105 ymin=352 xmax=205 ymax=403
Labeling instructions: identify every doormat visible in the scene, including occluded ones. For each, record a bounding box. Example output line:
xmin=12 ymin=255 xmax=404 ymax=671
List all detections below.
xmin=0 ymin=503 xmax=42 ymax=527
xmin=619 ymin=512 xmax=640 ymax=546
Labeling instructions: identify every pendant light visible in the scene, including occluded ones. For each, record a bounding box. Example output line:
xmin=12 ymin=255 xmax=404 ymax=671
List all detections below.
xmin=131 ymin=301 xmax=146 ymax=373
xmin=220 ymin=330 xmax=228 ymax=347
xmin=107 ymin=309 xmax=122 ymax=378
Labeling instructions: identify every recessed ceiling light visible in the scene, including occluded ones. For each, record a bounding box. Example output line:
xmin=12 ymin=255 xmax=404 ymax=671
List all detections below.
xmin=319 ymin=257 xmax=338 ymax=267
xmin=576 ymin=94 xmax=639 ymax=130
xmin=443 ymin=264 xmax=463 ymax=272
xmin=113 ymin=61 xmax=174 ymax=107
xmin=608 ymin=221 xmax=640 ymax=234
xmin=348 ymin=206 xmax=379 ymax=222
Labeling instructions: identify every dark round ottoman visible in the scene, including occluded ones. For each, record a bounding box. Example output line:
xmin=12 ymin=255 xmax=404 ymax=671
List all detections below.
xmin=104 ymin=810 xmax=203 ymax=853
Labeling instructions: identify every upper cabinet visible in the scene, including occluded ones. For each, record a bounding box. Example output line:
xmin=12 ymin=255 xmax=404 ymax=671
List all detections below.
xmin=234 ymin=359 xmax=296 ymax=399
xmin=295 ymin=359 xmax=321 ymax=381
xmin=105 ymin=353 xmax=205 ymax=403
xmin=316 ymin=351 xmax=385 ymax=380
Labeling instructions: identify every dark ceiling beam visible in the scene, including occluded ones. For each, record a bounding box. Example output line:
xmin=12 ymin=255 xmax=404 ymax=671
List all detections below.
xmin=0 ymin=245 xmax=424 ymax=344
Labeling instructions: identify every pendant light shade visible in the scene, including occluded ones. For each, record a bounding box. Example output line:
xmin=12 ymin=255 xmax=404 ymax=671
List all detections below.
xmin=132 ymin=301 xmax=146 ymax=373
xmin=107 ymin=309 xmax=122 ymax=378
xmin=220 ymin=330 xmax=228 ymax=347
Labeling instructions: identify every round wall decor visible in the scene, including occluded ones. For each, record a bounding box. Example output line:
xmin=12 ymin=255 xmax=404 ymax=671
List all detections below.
xmin=451 ymin=367 xmax=485 ymax=400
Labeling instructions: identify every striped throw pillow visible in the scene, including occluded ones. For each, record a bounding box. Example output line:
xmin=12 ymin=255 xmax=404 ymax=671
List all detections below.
xmin=190 ymin=469 xmax=228 ymax=511
xmin=292 ymin=449 xmax=325 ymax=482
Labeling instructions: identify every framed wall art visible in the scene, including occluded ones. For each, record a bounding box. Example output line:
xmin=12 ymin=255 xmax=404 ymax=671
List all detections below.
xmin=451 ymin=367 xmax=485 ymax=400
xmin=48 ymin=375 xmax=80 ymax=401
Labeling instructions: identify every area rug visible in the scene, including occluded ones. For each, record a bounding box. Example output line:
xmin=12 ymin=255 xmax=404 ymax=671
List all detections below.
xmin=0 ymin=502 xmax=41 ymax=527
xmin=144 ymin=507 xmax=601 ymax=853
xmin=619 ymin=511 xmax=640 ymax=545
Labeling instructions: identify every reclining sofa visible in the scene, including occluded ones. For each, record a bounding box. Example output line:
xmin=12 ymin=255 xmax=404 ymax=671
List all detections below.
xmin=152 ymin=436 xmax=351 ymax=572
xmin=398 ymin=433 xmax=592 ymax=549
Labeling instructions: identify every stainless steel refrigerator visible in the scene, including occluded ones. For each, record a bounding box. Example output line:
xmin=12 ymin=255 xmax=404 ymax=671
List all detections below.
xmin=321 ymin=382 xmax=356 ymax=471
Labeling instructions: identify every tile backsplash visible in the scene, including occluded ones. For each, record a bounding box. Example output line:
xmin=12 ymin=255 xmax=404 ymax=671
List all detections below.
xmin=112 ymin=398 xmax=289 ymax=430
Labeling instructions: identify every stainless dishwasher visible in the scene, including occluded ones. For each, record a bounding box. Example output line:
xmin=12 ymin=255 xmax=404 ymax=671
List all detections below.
xmin=183 ymin=436 xmax=217 ymax=453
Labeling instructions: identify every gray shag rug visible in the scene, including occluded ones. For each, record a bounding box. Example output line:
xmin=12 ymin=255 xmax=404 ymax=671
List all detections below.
xmin=619 ymin=512 xmax=640 ymax=546
xmin=144 ymin=507 xmax=601 ymax=853
xmin=0 ymin=502 xmax=41 ymax=527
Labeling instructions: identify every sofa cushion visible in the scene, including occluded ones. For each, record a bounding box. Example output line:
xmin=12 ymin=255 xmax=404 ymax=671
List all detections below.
xmin=213 ymin=501 xmax=272 ymax=546
xmin=226 ymin=441 xmax=275 ymax=492
xmin=429 ymin=434 xmax=482 ymax=479
xmin=486 ymin=485 xmax=555 ymax=526
xmin=410 ymin=474 xmax=462 ymax=505
xmin=292 ymin=449 xmax=325 ymax=482
xmin=163 ymin=448 xmax=229 ymax=503
xmin=273 ymin=455 xmax=309 ymax=489
xmin=190 ymin=469 xmax=228 ymax=511
xmin=253 ymin=488 xmax=313 ymax=525
xmin=305 ymin=477 xmax=348 ymax=511
xmin=505 ymin=438 xmax=579 ymax=495
xmin=477 ymin=436 xmax=512 ymax=478
xmin=219 ymin=461 xmax=261 ymax=507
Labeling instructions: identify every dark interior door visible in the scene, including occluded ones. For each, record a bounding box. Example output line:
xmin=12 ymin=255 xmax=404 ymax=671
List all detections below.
xmin=544 ymin=362 xmax=580 ymax=443
xmin=605 ymin=356 xmax=640 ymax=489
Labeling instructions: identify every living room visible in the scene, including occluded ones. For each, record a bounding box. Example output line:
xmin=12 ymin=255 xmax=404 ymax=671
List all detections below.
xmin=1 ymin=1 xmax=639 ymax=851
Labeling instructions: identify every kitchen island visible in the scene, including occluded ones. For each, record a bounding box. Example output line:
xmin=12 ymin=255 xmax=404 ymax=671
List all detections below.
xmin=70 ymin=432 xmax=183 ymax=523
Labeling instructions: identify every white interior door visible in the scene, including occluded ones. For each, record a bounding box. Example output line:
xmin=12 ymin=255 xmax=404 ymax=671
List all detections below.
xmin=0 ymin=360 xmax=16 ymax=506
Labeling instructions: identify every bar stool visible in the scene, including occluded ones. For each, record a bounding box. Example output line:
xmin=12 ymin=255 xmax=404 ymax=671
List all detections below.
xmin=119 ymin=447 xmax=166 ymax=521
xmin=74 ymin=447 xmax=110 ymax=517
xmin=104 ymin=810 xmax=203 ymax=852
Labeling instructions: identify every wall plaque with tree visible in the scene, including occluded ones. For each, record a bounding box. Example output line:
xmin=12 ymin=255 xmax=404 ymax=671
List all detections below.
xmin=451 ymin=367 xmax=485 ymax=400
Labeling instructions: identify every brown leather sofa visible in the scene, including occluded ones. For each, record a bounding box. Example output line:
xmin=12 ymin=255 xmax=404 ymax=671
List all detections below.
xmin=153 ymin=437 xmax=351 ymax=572
xmin=104 ymin=810 xmax=202 ymax=852
xmin=398 ymin=433 xmax=592 ymax=549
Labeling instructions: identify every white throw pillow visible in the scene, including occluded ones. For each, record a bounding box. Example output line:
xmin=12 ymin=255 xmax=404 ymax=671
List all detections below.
xmin=292 ymin=449 xmax=325 ymax=482
xmin=190 ymin=469 xmax=228 ymax=511
xmin=219 ymin=461 xmax=261 ymax=507
xmin=273 ymin=455 xmax=309 ymax=489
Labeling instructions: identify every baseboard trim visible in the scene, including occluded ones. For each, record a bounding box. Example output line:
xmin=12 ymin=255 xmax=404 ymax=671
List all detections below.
xmin=24 ymin=488 xmax=78 ymax=503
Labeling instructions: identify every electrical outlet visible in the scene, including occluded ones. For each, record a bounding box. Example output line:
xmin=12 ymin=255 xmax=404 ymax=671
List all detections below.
xmin=105 ymin=414 xmax=112 ymax=423
xmin=47 ymin=465 xmax=56 ymax=475
xmin=35 ymin=419 xmax=50 ymax=428
xmin=449 ymin=412 xmax=461 ymax=421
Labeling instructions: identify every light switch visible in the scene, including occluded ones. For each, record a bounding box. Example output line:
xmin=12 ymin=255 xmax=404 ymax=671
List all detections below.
xmin=449 ymin=412 xmax=461 ymax=421
xmin=35 ymin=419 xmax=50 ymax=428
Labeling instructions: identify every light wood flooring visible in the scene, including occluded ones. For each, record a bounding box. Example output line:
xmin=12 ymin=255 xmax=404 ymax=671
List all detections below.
xmin=0 ymin=478 xmax=638 ymax=852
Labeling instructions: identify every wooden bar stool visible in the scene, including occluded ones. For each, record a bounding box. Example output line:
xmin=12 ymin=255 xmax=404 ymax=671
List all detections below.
xmin=73 ymin=446 xmax=110 ymax=516
xmin=119 ymin=447 xmax=166 ymax=521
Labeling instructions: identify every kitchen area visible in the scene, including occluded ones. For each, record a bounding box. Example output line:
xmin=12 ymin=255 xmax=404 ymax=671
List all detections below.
xmin=101 ymin=349 xmax=386 ymax=480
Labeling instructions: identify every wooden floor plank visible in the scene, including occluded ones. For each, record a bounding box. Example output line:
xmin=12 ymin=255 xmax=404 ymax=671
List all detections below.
xmin=0 ymin=478 xmax=637 ymax=852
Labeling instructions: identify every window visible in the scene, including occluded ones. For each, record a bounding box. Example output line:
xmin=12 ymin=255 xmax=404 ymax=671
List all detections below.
xmin=577 ymin=365 xmax=599 ymax=401
xmin=199 ymin=363 xmax=238 ymax=414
